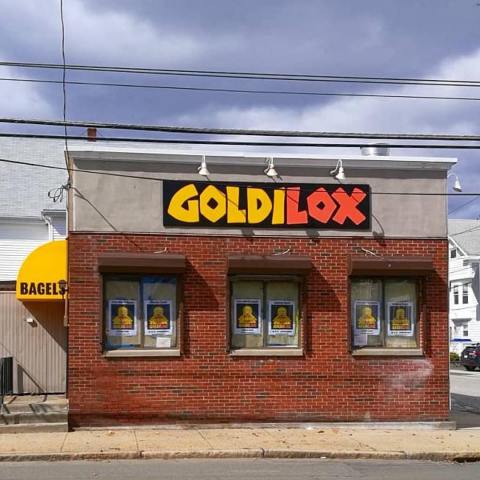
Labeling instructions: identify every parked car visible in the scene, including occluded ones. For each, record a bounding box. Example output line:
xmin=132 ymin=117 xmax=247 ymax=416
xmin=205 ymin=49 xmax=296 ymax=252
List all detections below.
xmin=461 ymin=344 xmax=480 ymax=371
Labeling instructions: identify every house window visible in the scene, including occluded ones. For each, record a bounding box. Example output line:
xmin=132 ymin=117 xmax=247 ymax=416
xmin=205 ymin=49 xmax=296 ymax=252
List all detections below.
xmin=103 ymin=274 xmax=179 ymax=351
xmin=463 ymin=284 xmax=469 ymax=304
xmin=463 ymin=323 xmax=469 ymax=338
xmin=450 ymin=249 xmax=457 ymax=259
xmin=453 ymin=285 xmax=459 ymax=305
xmin=230 ymin=277 xmax=301 ymax=351
xmin=351 ymin=278 xmax=418 ymax=349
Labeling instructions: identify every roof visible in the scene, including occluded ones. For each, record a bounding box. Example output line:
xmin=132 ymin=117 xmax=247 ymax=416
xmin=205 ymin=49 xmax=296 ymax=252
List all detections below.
xmin=68 ymin=143 xmax=457 ymax=171
xmin=0 ymin=137 xmax=68 ymax=218
xmin=448 ymin=219 xmax=480 ymax=256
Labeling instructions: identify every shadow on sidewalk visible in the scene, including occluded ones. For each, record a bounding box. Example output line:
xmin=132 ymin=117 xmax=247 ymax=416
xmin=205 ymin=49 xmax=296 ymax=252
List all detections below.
xmin=451 ymin=392 xmax=480 ymax=428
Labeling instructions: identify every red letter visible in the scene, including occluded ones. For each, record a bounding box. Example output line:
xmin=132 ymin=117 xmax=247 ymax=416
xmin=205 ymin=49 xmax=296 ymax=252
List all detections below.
xmin=286 ymin=187 xmax=308 ymax=224
xmin=332 ymin=187 xmax=367 ymax=225
xmin=307 ymin=187 xmax=337 ymax=223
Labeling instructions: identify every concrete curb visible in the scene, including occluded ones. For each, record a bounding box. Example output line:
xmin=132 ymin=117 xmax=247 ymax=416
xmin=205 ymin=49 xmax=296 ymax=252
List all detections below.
xmin=1 ymin=449 xmax=480 ymax=463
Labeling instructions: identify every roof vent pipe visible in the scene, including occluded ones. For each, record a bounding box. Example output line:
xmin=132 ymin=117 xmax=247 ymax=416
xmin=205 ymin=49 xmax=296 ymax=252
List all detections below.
xmin=361 ymin=143 xmax=390 ymax=156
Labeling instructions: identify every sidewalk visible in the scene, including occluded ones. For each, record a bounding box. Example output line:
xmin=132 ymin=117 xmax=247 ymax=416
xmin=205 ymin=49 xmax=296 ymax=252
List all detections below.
xmin=1 ymin=424 xmax=480 ymax=462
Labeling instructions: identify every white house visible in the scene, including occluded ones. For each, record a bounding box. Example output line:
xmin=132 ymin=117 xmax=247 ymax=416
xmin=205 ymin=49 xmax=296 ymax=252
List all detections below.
xmin=448 ymin=219 xmax=480 ymax=354
xmin=0 ymin=138 xmax=67 ymax=284
xmin=0 ymin=137 xmax=68 ymax=394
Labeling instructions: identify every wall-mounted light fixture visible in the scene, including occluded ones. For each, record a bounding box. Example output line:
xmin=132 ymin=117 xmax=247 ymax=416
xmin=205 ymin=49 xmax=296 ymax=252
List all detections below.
xmin=264 ymin=157 xmax=278 ymax=177
xmin=330 ymin=159 xmax=346 ymax=181
xmin=58 ymin=279 xmax=68 ymax=296
xmin=198 ymin=155 xmax=210 ymax=177
xmin=448 ymin=172 xmax=462 ymax=192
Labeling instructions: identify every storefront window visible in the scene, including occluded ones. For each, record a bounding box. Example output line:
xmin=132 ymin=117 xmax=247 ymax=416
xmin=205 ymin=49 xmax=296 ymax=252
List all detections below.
xmin=104 ymin=275 xmax=178 ymax=351
xmin=230 ymin=277 xmax=301 ymax=350
xmin=351 ymin=278 xmax=418 ymax=350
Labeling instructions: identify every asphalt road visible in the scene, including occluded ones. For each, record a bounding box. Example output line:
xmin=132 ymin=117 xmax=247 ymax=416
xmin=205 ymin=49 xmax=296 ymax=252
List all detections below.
xmin=451 ymin=367 xmax=480 ymax=412
xmin=0 ymin=459 xmax=480 ymax=480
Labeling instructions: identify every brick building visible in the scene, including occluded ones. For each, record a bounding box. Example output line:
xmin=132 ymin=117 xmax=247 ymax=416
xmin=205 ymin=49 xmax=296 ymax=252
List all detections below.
xmin=67 ymin=145 xmax=454 ymax=427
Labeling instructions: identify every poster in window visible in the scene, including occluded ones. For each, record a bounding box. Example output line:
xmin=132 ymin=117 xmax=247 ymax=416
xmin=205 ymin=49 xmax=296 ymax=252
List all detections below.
xmin=354 ymin=301 xmax=380 ymax=336
xmin=268 ymin=300 xmax=296 ymax=336
xmin=233 ymin=299 xmax=262 ymax=334
xmin=387 ymin=302 xmax=414 ymax=336
xmin=107 ymin=300 xmax=137 ymax=337
xmin=144 ymin=300 xmax=173 ymax=336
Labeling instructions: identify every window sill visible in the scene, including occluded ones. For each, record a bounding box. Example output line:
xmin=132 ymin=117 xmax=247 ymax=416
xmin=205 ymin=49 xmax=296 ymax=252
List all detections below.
xmin=230 ymin=348 xmax=303 ymax=357
xmin=352 ymin=348 xmax=424 ymax=357
xmin=104 ymin=349 xmax=181 ymax=358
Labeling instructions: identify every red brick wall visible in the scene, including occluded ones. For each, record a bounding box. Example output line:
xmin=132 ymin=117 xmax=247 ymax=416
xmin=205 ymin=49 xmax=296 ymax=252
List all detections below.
xmin=67 ymin=233 xmax=449 ymax=426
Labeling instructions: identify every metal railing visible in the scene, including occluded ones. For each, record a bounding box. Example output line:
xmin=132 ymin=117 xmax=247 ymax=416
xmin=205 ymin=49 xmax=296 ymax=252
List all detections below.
xmin=0 ymin=356 xmax=13 ymax=406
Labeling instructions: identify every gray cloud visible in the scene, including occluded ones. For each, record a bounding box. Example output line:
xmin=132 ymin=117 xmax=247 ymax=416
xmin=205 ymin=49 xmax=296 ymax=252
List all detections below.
xmin=0 ymin=0 xmax=479 ymax=216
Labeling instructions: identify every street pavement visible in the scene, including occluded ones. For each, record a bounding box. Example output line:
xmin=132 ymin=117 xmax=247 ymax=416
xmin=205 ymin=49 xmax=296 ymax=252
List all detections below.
xmin=0 ymin=367 xmax=478 ymax=467
xmin=450 ymin=366 xmax=480 ymax=428
xmin=1 ymin=458 xmax=480 ymax=480
xmin=451 ymin=366 xmax=480 ymax=412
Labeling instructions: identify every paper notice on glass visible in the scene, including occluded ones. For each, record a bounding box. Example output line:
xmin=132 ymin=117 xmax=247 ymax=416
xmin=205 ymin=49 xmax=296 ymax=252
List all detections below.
xmin=353 ymin=300 xmax=380 ymax=336
xmin=156 ymin=336 xmax=171 ymax=348
xmin=268 ymin=300 xmax=296 ymax=336
xmin=233 ymin=299 xmax=262 ymax=334
xmin=145 ymin=300 xmax=174 ymax=336
xmin=387 ymin=302 xmax=415 ymax=336
xmin=354 ymin=332 xmax=368 ymax=347
xmin=107 ymin=300 xmax=137 ymax=337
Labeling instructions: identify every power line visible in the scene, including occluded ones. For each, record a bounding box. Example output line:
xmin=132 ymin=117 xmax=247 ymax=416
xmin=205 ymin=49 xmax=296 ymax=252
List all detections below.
xmin=1 ymin=61 xmax=480 ymax=88
xmin=1 ymin=131 xmax=480 ymax=149
xmin=0 ymin=154 xmax=476 ymax=196
xmin=58 ymin=0 xmax=70 ymax=182
xmin=3 ymin=76 xmax=480 ymax=103
xmin=449 ymin=196 xmax=480 ymax=215
xmin=2 ymin=117 xmax=480 ymax=142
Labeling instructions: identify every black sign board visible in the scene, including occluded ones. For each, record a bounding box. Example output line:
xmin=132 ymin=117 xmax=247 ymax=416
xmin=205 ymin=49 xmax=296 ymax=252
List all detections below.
xmin=163 ymin=181 xmax=371 ymax=230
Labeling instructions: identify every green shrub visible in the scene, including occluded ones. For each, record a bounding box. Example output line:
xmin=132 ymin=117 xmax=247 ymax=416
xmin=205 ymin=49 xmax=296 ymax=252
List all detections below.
xmin=450 ymin=352 xmax=460 ymax=362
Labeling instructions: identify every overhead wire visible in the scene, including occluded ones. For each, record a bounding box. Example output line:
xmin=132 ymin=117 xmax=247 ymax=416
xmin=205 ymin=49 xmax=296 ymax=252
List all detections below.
xmin=2 ymin=117 xmax=480 ymax=142
xmin=0 ymin=131 xmax=480 ymax=149
xmin=3 ymin=76 xmax=480 ymax=103
xmin=2 ymin=60 xmax=480 ymax=87
xmin=449 ymin=196 xmax=480 ymax=215
xmin=0 ymin=155 xmax=477 ymax=196
xmin=48 ymin=0 xmax=71 ymax=203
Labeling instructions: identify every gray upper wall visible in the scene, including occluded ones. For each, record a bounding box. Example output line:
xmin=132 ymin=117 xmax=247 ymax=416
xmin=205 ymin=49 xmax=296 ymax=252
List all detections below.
xmin=0 ymin=138 xmax=67 ymax=218
xmin=69 ymin=146 xmax=456 ymax=239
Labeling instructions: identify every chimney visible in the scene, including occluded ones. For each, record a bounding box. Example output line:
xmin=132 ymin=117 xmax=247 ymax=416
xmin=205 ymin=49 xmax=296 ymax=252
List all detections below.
xmin=361 ymin=143 xmax=390 ymax=156
xmin=87 ymin=127 xmax=97 ymax=141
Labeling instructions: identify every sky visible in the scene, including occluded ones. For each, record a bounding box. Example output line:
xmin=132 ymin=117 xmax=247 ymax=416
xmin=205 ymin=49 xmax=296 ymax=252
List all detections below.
xmin=1 ymin=0 xmax=480 ymax=217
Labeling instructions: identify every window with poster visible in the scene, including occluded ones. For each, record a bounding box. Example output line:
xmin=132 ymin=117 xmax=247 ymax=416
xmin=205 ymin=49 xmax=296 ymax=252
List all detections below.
xmin=229 ymin=276 xmax=302 ymax=353
xmin=103 ymin=274 xmax=180 ymax=354
xmin=351 ymin=278 xmax=419 ymax=351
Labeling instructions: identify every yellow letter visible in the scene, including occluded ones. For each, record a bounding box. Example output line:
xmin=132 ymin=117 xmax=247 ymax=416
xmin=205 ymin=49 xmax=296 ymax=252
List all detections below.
xmin=199 ymin=185 xmax=227 ymax=223
xmin=247 ymin=187 xmax=272 ymax=224
xmin=167 ymin=184 xmax=199 ymax=223
xmin=271 ymin=188 xmax=285 ymax=225
xmin=226 ymin=186 xmax=246 ymax=223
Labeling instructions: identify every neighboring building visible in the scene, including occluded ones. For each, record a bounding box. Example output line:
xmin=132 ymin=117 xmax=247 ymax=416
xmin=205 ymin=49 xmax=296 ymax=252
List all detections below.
xmin=0 ymin=137 xmax=68 ymax=394
xmin=448 ymin=219 xmax=480 ymax=354
xmin=67 ymin=144 xmax=453 ymax=426
xmin=0 ymin=138 xmax=67 ymax=282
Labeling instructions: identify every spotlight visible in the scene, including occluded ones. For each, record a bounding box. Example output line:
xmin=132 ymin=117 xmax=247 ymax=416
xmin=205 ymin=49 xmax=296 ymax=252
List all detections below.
xmin=448 ymin=172 xmax=462 ymax=192
xmin=330 ymin=159 xmax=346 ymax=181
xmin=264 ymin=157 xmax=278 ymax=177
xmin=198 ymin=155 xmax=210 ymax=177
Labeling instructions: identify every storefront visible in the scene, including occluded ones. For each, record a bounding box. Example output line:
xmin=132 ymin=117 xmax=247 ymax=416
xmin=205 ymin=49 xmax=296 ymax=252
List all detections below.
xmin=2 ymin=240 xmax=68 ymax=394
xmin=67 ymin=146 xmax=453 ymax=426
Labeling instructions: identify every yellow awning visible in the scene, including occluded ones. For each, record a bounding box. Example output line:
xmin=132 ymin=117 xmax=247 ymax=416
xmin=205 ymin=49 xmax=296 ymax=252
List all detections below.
xmin=16 ymin=240 xmax=67 ymax=301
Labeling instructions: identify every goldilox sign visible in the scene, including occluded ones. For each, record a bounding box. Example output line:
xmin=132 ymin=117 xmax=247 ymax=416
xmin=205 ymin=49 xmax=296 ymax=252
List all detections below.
xmin=163 ymin=181 xmax=371 ymax=229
